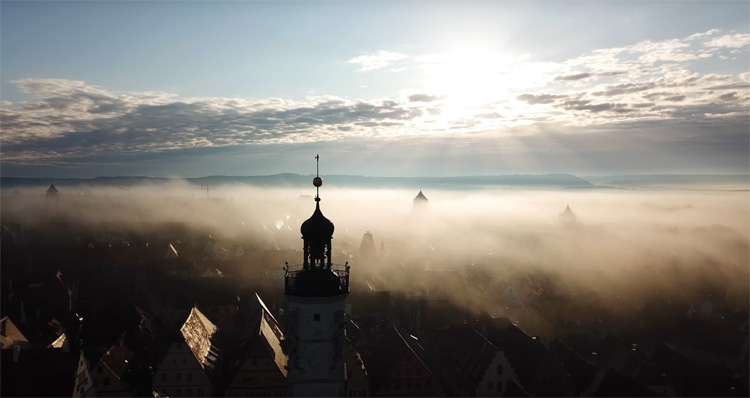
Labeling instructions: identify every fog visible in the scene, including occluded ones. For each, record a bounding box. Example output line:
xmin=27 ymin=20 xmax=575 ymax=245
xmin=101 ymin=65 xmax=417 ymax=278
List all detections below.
xmin=3 ymin=182 xmax=749 ymax=320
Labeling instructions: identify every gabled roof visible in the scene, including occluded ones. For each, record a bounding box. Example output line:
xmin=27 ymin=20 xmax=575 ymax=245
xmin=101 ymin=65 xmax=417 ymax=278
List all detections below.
xmin=0 ymin=316 xmax=30 ymax=349
xmin=364 ymin=321 xmax=439 ymax=393
xmin=489 ymin=322 xmax=547 ymax=388
xmin=47 ymin=184 xmax=58 ymax=194
xmin=414 ymin=190 xmax=428 ymax=201
xmin=441 ymin=322 xmax=500 ymax=387
xmin=549 ymin=339 xmax=598 ymax=395
xmin=181 ymin=307 xmax=220 ymax=371
xmin=99 ymin=344 xmax=135 ymax=382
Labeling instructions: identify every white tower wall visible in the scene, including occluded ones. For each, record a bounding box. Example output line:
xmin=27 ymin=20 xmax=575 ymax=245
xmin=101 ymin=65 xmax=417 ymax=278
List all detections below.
xmin=287 ymin=294 xmax=347 ymax=397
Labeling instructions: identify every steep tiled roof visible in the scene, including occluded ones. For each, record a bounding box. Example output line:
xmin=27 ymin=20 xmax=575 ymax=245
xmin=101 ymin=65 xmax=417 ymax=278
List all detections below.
xmin=489 ymin=322 xmax=546 ymax=389
xmin=549 ymin=339 xmax=598 ymax=395
xmin=99 ymin=345 xmax=135 ymax=382
xmin=0 ymin=316 xmax=30 ymax=349
xmin=181 ymin=307 xmax=219 ymax=371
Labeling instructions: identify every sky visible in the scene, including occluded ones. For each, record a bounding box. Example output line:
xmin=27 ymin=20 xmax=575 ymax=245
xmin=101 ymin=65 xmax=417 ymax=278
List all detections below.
xmin=1 ymin=1 xmax=748 ymax=178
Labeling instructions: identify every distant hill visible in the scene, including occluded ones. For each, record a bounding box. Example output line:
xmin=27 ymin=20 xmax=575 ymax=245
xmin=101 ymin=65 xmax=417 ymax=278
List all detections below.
xmin=0 ymin=173 xmax=593 ymax=191
xmin=584 ymin=174 xmax=749 ymax=188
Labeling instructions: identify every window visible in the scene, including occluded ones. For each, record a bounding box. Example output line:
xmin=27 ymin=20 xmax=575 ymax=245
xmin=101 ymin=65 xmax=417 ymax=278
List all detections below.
xmin=187 ymin=388 xmax=193 ymax=396
xmin=497 ymin=365 xmax=503 ymax=375
xmin=176 ymin=388 xmax=181 ymax=396
xmin=313 ymin=314 xmax=320 ymax=322
xmin=488 ymin=381 xmax=493 ymax=390
xmin=497 ymin=382 xmax=502 ymax=392
xmin=187 ymin=372 xmax=192 ymax=381
xmin=416 ymin=368 xmax=422 ymax=375
xmin=406 ymin=368 xmax=411 ymax=376
xmin=417 ymin=380 xmax=422 ymax=388
xmin=104 ymin=377 xmax=110 ymax=386
xmin=197 ymin=388 xmax=204 ymax=396
xmin=176 ymin=373 xmax=182 ymax=382
xmin=97 ymin=366 xmax=103 ymax=374
xmin=405 ymin=381 xmax=411 ymax=389
xmin=161 ymin=373 xmax=166 ymax=382
xmin=396 ymin=381 xmax=401 ymax=389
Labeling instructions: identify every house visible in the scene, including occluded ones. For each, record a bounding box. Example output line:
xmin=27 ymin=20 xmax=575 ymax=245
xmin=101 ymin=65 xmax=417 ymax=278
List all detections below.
xmin=344 ymin=334 xmax=370 ymax=397
xmin=91 ymin=344 xmax=135 ymax=396
xmin=548 ymin=339 xmax=598 ymax=396
xmin=224 ymin=294 xmax=288 ymax=397
xmin=73 ymin=350 xmax=96 ymax=397
xmin=483 ymin=318 xmax=573 ymax=396
xmin=434 ymin=322 xmax=516 ymax=397
xmin=152 ymin=335 xmax=214 ymax=398
xmin=362 ymin=322 xmax=444 ymax=397
xmin=152 ymin=307 xmax=219 ymax=397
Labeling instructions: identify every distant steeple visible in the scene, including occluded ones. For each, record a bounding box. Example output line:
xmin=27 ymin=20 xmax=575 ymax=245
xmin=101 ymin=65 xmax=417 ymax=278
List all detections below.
xmin=46 ymin=183 xmax=59 ymax=213
xmin=559 ymin=204 xmax=578 ymax=226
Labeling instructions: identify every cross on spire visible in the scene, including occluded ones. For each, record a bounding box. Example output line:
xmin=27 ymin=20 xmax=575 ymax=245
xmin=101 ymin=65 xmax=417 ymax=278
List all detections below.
xmin=313 ymin=154 xmax=322 ymax=201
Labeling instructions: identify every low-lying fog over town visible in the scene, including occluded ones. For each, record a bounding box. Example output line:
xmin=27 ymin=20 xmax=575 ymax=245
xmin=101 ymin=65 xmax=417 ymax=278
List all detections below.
xmin=2 ymin=1 xmax=749 ymax=397
xmin=1 ymin=176 xmax=748 ymax=397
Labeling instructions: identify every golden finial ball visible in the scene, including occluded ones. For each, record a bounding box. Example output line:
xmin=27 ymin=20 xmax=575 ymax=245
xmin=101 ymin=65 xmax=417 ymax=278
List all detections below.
xmin=313 ymin=177 xmax=323 ymax=187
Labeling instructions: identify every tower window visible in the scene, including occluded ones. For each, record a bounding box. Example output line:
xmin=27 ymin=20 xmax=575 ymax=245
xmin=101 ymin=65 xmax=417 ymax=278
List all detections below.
xmin=313 ymin=314 xmax=321 ymax=322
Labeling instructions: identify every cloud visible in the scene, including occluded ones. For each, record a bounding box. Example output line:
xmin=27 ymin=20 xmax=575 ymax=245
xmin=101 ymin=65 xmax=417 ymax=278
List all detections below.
xmin=554 ymin=73 xmax=592 ymax=81
xmin=687 ymin=28 xmax=721 ymax=40
xmin=593 ymin=82 xmax=657 ymax=96
xmin=705 ymin=33 xmax=750 ymax=48
xmin=5 ymin=27 xmax=749 ymax=171
xmin=0 ymin=79 xmax=429 ymax=163
xmin=554 ymin=71 xmax=627 ymax=82
xmin=348 ymin=50 xmax=409 ymax=72
xmin=407 ymin=93 xmax=440 ymax=103
xmin=718 ymin=92 xmax=739 ymax=101
xmin=516 ymin=93 xmax=566 ymax=105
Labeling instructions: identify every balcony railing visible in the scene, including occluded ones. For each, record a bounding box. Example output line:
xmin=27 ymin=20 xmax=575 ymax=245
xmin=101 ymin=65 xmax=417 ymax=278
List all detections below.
xmin=284 ymin=262 xmax=350 ymax=297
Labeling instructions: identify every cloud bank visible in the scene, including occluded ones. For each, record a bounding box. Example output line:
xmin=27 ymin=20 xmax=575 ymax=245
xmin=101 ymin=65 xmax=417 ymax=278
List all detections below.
xmin=1 ymin=29 xmax=748 ymax=175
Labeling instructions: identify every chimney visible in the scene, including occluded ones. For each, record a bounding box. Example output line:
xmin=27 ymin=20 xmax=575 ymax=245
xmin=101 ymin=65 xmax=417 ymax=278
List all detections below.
xmin=13 ymin=344 xmax=21 ymax=363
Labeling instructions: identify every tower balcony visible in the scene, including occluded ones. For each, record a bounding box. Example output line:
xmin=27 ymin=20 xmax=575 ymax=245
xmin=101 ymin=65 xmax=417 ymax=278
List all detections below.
xmin=284 ymin=263 xmax=350 ymax=297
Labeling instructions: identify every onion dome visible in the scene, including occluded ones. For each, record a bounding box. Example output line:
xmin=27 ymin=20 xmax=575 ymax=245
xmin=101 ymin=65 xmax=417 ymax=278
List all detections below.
xmin=301 ymin=202 xmax=334 ymax=240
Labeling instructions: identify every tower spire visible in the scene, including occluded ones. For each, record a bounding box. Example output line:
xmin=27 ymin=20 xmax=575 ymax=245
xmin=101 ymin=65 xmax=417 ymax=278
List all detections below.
xmin=313 ymin=154 xmax=322 ymax=202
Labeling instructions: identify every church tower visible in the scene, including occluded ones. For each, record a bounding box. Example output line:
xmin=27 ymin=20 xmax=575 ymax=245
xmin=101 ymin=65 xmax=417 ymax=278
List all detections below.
xmin=284 ymin=155 xmax=350 ymax=397
xmin=46 ymin=183 xmax=59 ymax=214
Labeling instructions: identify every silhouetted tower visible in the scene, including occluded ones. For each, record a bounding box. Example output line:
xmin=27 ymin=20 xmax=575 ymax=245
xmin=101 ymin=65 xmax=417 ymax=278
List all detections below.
xmin=284 ymin=155 xmax=350 ymax=397
xmin=413 ymin=190 xmax=428 ymax=208
xmin=358 ymin=231 xmax=376 ymax=259
xmin=46 ymin=183 xmax=59 ymax=213
xmin=559 ymin=204 xmax=578 ymax=226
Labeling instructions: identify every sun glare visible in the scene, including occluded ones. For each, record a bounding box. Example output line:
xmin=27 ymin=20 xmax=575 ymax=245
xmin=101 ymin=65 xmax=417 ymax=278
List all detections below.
xmin=423 ymin=50 xmax=512 ymax=108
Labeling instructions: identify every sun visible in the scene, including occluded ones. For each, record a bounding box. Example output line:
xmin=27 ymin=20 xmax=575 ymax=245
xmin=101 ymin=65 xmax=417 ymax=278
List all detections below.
xmin=422 ymin=49 xmax=513 ymax=110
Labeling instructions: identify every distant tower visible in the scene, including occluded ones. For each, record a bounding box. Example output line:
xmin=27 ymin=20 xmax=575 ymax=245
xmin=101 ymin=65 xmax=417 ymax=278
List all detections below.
xmin=413 ymin=190 xmax=428 ymax=208
xmin=284 ymin=155 xmax=350 ymax=397
xmin=358 ymin=231 xmax=376 ymax=259
xmin=559 ymin=204 xmax=578 ymax=226
xmin=46 ymin=183 xmax=59 ymax=213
